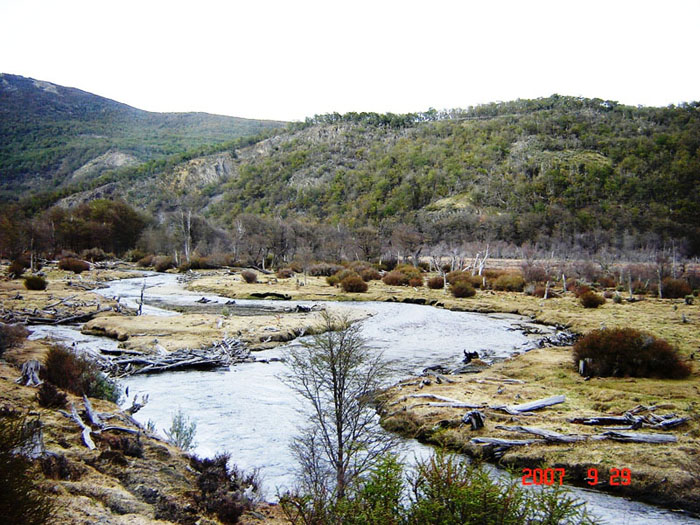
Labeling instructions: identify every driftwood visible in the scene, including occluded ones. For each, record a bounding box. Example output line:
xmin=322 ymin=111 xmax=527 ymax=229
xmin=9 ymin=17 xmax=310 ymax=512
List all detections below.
xmin=1 ymin=306 xmax=112 ymax=325
xmin=107 ymin=337 xmax=248 ymax=376
xmin=495 ymin=425 xmax=586 ymax=443
xmin=82 ymin=395 xmax=103 ymax=427
xmin=474 ymin=377 xmax=526 ymax=385
xmin=125 ymin=394 xmax=149 ymax=415
xmin=463 ymin=410 xmax=486 ymax=430
xmin=491 ymin=395 xmax=565 ymax=415
xmin=16 ymin=360 xmax=42 ymax=386
xmin=59 ymin=403 xmax=96 ymax=450
xmin=12 ymin=419 xmax=45 ymax=460
xmin=592 ymin=431 xmax=677 ymax=444
xmin=569 ymin=406 xmax=688 ymax=431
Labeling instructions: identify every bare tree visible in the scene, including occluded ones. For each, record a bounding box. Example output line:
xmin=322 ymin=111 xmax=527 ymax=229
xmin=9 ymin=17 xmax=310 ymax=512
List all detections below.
xmin=283 ymin=313 xmax=397 ymax=502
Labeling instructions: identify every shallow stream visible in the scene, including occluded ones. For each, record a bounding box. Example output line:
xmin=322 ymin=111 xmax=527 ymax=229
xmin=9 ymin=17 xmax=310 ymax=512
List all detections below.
xmin=29 ymin=273 xmax=700 ymax=524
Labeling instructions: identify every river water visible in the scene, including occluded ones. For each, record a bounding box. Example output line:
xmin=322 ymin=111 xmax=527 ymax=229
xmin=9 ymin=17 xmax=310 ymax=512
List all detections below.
xmin=29 ymin=273 xmax=699 ymax=524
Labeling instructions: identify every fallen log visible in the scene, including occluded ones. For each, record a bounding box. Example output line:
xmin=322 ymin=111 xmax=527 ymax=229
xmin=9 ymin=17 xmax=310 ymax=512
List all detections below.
xmin=491 ymin=394 xmax=565 ymax=415
xmin=82 ymin=395 xmax=103 ymax=427
xmin=495 ymin=425 xmax=586 ymax=443
xmin=569 ymin=414 xmax=644 ymax=427
xmin=59 ymin=403 xmax=96 ymax=450
xmin=592 ymin=431 xmax=677 ymax=444
xmin=463 ymin=410 xmax=486 ymax=430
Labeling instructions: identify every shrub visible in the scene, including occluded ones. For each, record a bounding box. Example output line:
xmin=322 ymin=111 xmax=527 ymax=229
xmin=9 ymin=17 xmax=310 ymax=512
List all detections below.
xmin=417 ymin=261 xmax=430 ymax=272
xmin=0 ymin=323 xmax=29 ymax=357
xmin=241 ymin=270 xmax=257 ymax=284
xmin=603 ymin=290 xmax=614 ymax=299
xmin=571 ymin=283 xmax=592 ymax=297
xmin=580 ymin=291 xmax=606 ymax=308
xmin=408 ymin=276 xmax=423 ymax=287
xmin=341 ymin=274 xmax=368 ymax=293
xmin=123 ymin=249 xmax=147 ymax=262
xmin=308 ymin=263 xmax=345 ymax=276
xmin=165 ymin=409 xmax=197 ymax=451
xmin=81 ymin=248 xmax=107 ymax=262
xmin=482 ymin=268 xmax=507 ymax=279
xmin=446 ymin=271 xmax=467 ymax=285
xmin=8 ymin=258 xmax=28 ymax=279
xmin=276 ymin=268 xmax=295 ymax=279
xmin=395 ymin=264 xmax=422 ymax=279
xmin=136 ymin=254 xmax=155 ymax=267
xmin=382 ymin=270 xmax=409 ymax=286
xmin=326 ymin=274 xmax=341 ymax=287
xmin=42 ymin=345 xmax=120 ymax=402
xmin=573 ymin=328 xmax=691 ymax=379
xmin=360 ymin=268 xmax=381 ymax=281
xmin=0 ymin=413 xmax=57 ymax=524
xmin=520 ymin=262 xmax=549 ymax=283
xmin=36 ymin=382 xmax=67 ymax=409
xmin=597 ymin=275 xmax=617 ymax=288
xmin=613 ymin=293 xmax=623 ymax=304
xmin=451 ymin=281 xmax=476 ymax=298
xmin=190 ymin=453 xmax=259 ymax=524
xmin=58 ymin=257 xmax=90 ymax=274
xmin=661 ymin=278 xmax=692 ymax=299
xmin=179 ymin=256 xmax=222 ymax=272
xmin=529 ymin=285 xmax=558 ymax=299
xmin=686 ymin=295 xmax=695 ymax=305
xmin=378 ymin=259 xmax=397 ymax=272
xmin=492 ymin=273 xmax=525 ymax=292
xmin=427 ymin=276 xmax=445 ymax=289
xmin=23 ymin=275 xmax=47 ymax=291
xmin=153 ymin=256 xmax=175 ymax=273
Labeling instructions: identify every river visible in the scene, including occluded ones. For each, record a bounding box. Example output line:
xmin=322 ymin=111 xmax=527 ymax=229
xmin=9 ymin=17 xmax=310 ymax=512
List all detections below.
xmin=29 ymin=273 xmax=699 ymax=524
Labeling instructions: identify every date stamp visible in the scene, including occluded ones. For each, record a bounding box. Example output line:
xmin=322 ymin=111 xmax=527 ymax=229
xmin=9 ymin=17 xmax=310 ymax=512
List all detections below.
xmin=522 ymin=467 xmax=632 ymax=486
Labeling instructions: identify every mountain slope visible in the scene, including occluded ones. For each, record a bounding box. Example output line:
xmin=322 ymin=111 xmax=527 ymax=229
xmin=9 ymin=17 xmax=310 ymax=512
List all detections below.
xmin=0 ymin=73 xmax=285 ymax=196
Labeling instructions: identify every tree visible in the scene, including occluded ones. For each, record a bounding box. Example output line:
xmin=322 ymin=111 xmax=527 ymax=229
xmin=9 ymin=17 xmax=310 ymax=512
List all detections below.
xmin=283 ymin=313 xmax=397 ymax=503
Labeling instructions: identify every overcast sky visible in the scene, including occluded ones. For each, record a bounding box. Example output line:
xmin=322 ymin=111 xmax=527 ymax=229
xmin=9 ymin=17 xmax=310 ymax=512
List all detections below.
xmin=1 ymin=0 xmax=698 ymax=121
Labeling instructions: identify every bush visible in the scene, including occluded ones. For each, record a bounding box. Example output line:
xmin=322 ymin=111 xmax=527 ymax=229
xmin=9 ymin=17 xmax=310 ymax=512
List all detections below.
xmin=427 ymin=276 xmax=445 ymax=289
xmin=408 ymin=276 xmax=423 ymax=287
xmin=36 ymin=382 xmax=67 ymax=409
xmin=165 ymin=408 xmax=197 ymax=451
xmin=395 ymin=264 xmax=422 ymax=279
xmin=153 ymin=256 xmax=175 ymax=273
xmin=492 ymin=273 xmax=525 ymax=292
xmin=341 ymin=274 xmax=368 ymax=293
xmin=58 ymin=257 xmax=90 ymax=274
xmin=308 ymin=263 xmax=345 ymax=277
xmin=0 ymin=413 xmax=57 ymax=524
xmin=178 ymin=256 xmax=222 ymax=272
xmin=8 ymin=258 xmax=28 ymax=279
xmin=451 ymin=281 xmax=476 ymax=298
xmin=276 ymin=268 xmax=295 ymax=279
xmin=573 ymin=328 xmax=691 ymax=379
xmin=136 ymin=254 xmax=155 ymax=267
xmin=580 ymin=291 xmax=606 ymax=308
xmin=360 ymin=268 xmax=381 ymax=281
xmin=446 ymin=271 xmax=466 ymax=285
xmin=0 ymin=323 xmax=29 ymax=357
xmin=81 ymin=248 xmax=108 ymax=262
xmin=520 ymin=262 xmax=549 ymax=283
xmin=123 ymin=249 xmax=147 ymax=262
xmin=529 ymin=285 xmax=558 ymax=299
xmin=42 ymin=345 xmax=120 ymax=402
xmin=191 ymin=452 xmax=259 ymax=524
xmin=382 ymin=270 xmax=409 ymax=287
xmin=241 ymin=270 xmax=257 ymax=284
xmin=23 ymin=275 xmax=47 ymax=291
xmin=597 ymin=275 xmax=617 ymax=288
xmin=661 ymin=278 xmax=692 ymax=299
xmin=571 ymin=283 xmax=592 ymax=297
xmin=686 ymin=295 xmax=695 ymax=305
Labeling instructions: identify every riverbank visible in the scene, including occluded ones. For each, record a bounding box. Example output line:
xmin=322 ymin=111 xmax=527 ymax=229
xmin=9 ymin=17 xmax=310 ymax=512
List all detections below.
xmin=186 ymin=268 xmax=700 ymax=516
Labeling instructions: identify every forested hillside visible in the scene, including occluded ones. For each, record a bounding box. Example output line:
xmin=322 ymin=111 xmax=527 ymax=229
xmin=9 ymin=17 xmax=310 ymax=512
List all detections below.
xmin=3 ymin=84 xmax=699 ymax=258
xmin=0 ymin=73 xmax=285 ymax=197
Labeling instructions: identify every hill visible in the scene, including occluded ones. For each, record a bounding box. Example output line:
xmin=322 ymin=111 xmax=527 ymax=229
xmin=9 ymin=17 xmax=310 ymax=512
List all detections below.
xmin=0 ymin=73 xmax=285 ymax=196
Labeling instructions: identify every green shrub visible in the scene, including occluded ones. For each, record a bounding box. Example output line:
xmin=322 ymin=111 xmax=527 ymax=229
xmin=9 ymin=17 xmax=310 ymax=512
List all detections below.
xmin=154 ymin=256 xmax=175 ymax=272
xmin=165 ymin=408 xmax=197 ymax=451
xmin=0 ymin=323 xmax=29 ymax=357
xmin=395 ymin=264 xmax=422 ymax=279
xmin=573 ymin=328 xmax=691 ymax=379
xmin=326 ymin=274 xmax=341 ymax=287
xmin=124 ymin=249 xmax=147 ymax=262
xmin=382 ymin=270 xmax=409 ymax=286
xmin=341 ymin=274 xmax=368 ymax=293
xmin=241 ymin=270 xmax=257 ymax=283
xmin=81 ymin=248 xmax=108 ymax=262
xmin=686 ymin=295 xmax=695 ymax=305
xmin=23 ymin=275 xmax=47 ymax=291
xmin=178 ymin=256 xmax=222 ymax=272
xmin=451 ymin=281 xmax=476 ymax=298
xmin=58 ymin=257 xmax=90 ymax=274
xmin=42 ymin=345 xmax=120 ymax=402
xmin=0 ymin=413 xmax=57 ymax=524
xmin=276 ymin=268 xmax=295 ymax=279
xmin=661 ymin=278 xmax=692 ymax=299
xmin=446 ymin=270 xmax=467 ymax=285
xmin=492 ymin=273 xmax=525 ymax=292
xmin=427 ymin=276 xmax=445 ymax=289
xmin=579 ymin=291 xmax=606 ymax=308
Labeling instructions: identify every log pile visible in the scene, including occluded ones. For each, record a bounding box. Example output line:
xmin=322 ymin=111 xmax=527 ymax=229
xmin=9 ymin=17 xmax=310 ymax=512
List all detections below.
xmin=1 ymin=302 xmax=112 ymax=325
xmin=102 ymin=337 xmax=250 ymax=376
xmin=569 ymin=404 xmax=690 ymax=431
